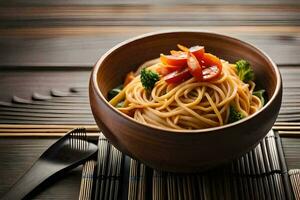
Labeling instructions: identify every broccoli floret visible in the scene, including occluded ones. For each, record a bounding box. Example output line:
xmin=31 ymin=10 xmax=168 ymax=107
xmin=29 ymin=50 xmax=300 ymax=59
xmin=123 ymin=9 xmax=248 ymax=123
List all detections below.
xmin=228 ymin=105 xmax=244 ymax=123
xmin=253 ymin=89 xmax=266 ymax=106
xmin=235 ymin=59 xmax=254 ymax=83
xmin=140 ymin=68 xmax=160 ymax=91
xmin=107 ymin=85 xmax=123 ymax=100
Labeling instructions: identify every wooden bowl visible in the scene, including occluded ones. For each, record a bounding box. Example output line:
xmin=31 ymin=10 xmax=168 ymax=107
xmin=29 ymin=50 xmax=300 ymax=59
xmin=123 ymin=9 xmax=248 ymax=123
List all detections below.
xmin=89 ymin=31 xmax=282 ymax=172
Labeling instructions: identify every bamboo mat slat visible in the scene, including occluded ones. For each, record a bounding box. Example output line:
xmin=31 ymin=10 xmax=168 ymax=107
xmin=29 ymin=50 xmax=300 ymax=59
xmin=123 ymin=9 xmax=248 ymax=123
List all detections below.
xmin=94 ymin=133 xmax=123 ymax=200
xmin=289 ymin=169 xmax=300 ymax=200
xmin=281 ymin=138 xmax=300 ymax=170
xmin=76 ymin=130 xmax=296 ymax=199
xmin=79 ymin=160 xmax=96 ymax=200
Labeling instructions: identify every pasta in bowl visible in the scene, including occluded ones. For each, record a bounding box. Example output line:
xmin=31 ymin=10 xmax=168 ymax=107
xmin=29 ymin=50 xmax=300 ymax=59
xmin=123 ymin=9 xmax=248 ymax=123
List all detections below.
xmin=109 ymin=44 xmax=265 ymax=130
xmin=89 ymin=31 xmax=282 ymax=172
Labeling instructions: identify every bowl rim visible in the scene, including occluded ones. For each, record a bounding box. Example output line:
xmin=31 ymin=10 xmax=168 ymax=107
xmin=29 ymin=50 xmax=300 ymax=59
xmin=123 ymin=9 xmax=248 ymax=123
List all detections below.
xmin=91 ymin=29 xmax=282 ymax=134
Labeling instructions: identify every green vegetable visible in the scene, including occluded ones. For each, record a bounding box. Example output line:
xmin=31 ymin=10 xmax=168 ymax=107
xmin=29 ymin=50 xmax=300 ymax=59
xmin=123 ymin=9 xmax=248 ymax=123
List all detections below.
xmin=108 ymin=85 xmax=123 ymax=100
xmin=116 ymin=101 xmax=124 ymax=108
xmin=235 ymin=59 xmax=254 ymax=83
xmin=228 ymin=105 xmax=244 ymax=123
xmin=253 ymin=89 xmax=266 ymax=106
xmin=140 ymin=68 xmax=160 ymax=91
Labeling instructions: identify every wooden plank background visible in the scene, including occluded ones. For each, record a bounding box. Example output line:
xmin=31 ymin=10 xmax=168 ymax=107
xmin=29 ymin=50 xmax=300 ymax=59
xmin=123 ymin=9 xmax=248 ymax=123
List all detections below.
xmin=0 ymin=0 xmax=299 ymax=199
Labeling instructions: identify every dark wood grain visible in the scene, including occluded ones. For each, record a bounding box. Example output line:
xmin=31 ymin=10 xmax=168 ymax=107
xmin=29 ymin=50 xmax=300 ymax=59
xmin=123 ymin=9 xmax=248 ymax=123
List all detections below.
xmin=0 ymin=69 xmax=90 ymax=102
xmin=0 ymin=138 xmax=81 ymax=199
xmin=0 ymin=27 xmax=299 ymax=66
xmin=1 ymin=128 xmax=97 ymax=200
xmin=1 ymin=0 xmax=299 ymax=6
xmin=0 ymin=5 xmax=299 ymax=27
xmin=0 ymin=0 xmax=299 ymax=199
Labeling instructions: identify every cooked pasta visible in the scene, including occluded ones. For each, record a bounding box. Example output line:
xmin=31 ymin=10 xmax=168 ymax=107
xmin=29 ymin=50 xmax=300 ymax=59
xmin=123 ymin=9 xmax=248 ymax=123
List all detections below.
xmin=109 ymin=45 xmax=264 ymax=130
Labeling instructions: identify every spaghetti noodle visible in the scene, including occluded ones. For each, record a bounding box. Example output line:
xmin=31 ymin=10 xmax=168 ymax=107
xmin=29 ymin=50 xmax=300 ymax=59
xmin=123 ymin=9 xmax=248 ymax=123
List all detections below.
xmin=109 ymin=45 xmax=263 ymax=130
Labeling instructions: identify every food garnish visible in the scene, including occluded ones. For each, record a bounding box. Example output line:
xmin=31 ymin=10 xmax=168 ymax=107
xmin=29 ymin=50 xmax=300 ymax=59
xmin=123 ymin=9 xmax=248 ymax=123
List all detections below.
xmin=158 ymin=45 xmax=222 ymax=84
xmin=235 ymin=59 xmax=254 ymax=83
xmin=164 ymin=68 xmax=192 ymax=84
xmin=140 ymin=68 xmax=160 ymax=91
xmin=253 ymin=89 xmax=266 ymax=106
xmin=228 ymin=105 xmax=245 ymax=123
xmin=108 ymin=85 xmax=123 ymax=100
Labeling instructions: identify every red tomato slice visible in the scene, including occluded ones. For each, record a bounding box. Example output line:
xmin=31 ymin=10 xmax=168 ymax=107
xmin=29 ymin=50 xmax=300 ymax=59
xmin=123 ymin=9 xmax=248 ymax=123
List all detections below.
xmin=156 ymin=64 xmax=183 ymax=76
xmin=177 ymin=44 xmax=205 ymax=61
xmin=201 ymin=53 xmax=222 ymax=81
xmin=160 ymin=54 xmax=187 ymax=66
xmin=187 ymin=52 xmax=202 ymax=81
xmin=190 ymin=46 xmax=205 ymax=61
xmin=202 ymin=53 xmax=222 ymax=69
xmin=170 ymin=50 xmax=187 ymax=57
xmin=156 ymin=67 xmax=169 ymax=76
xmin=164 ymin=68 xmax=192 ymax=84
xmin=202 ymin=66 xmax=220 ymax=81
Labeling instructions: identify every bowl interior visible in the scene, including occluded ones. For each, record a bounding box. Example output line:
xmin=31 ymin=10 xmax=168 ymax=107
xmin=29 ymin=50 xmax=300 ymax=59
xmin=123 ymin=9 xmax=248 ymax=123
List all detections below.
xmin=96 ymin=31 xmax=278 ymax=113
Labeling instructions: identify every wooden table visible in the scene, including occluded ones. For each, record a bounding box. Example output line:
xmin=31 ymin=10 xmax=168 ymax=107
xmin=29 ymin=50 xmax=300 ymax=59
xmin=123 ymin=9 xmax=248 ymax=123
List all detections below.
xmin=0 ymin=1 xmax=299 ymax=199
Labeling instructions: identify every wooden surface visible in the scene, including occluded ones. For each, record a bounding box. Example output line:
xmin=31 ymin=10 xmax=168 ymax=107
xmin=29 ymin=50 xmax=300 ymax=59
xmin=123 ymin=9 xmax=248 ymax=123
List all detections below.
xmin=0 ymin=0 xmax=299 ymax=199
xmin=0 ymin=138 xmax=82 ymax=199
xmin=0 ymin=27 xmax=299 ymax=66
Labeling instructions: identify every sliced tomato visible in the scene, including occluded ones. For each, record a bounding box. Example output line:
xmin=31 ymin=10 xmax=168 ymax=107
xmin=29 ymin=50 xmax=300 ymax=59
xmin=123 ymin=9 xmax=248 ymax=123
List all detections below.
xmin=202 ymin=66 xmax=220 ymax=81
xmin=189 ymin=46 xmax=205 ymax=61
xmin=156 ymin=64 xmax=184 ymax=76
xmin=156 ymin=67 xmax=169 ymax=76
xmin=160 ymin=54 xmax=187 ymax=66
xmin=161 ymin=46 xmax=222 ymax=82
xmin=187 ymin=52 xmax=202 ymax=81
xmin=164 ymin=68 xmax=192 ymax=84
xmin=177 ymin=44 xmax=205 ymax=61
xmin=170 ymin=50 xmax=187 ymax=57
xmin=201 ymin=53 xmax=222 ymax=81
xmin=202 ymin=53 xmax=222 ymax=69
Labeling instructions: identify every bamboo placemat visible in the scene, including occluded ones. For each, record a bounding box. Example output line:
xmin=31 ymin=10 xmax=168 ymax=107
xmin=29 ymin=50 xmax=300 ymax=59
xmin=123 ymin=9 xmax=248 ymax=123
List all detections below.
xmin=289 ymin=169 xmax=300 ymax=199
xmin=79 ymin=160 xmax=96 ymax=200
xmin=78 ymin=130 xmax=296 ymax=200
